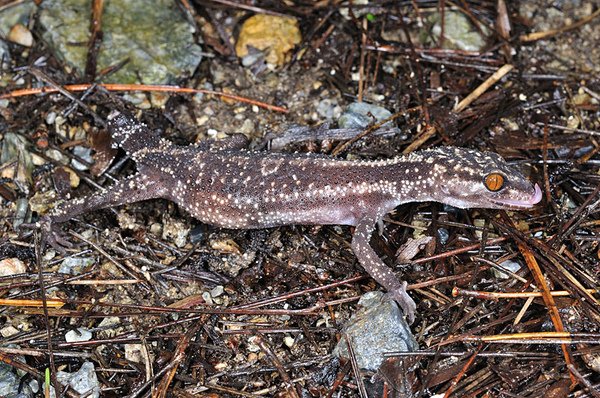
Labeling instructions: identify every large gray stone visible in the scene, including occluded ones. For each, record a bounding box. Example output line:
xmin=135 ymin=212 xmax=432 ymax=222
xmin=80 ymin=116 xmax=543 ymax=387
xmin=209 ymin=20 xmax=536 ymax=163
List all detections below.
xmin=334 ymin=291 xmax=418 ymax=371
xmin=39 ymin=0 xmax=203 ymax=84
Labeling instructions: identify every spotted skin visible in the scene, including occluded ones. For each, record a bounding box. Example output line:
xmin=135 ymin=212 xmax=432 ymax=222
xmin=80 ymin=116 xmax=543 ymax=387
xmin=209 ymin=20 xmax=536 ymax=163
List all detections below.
xmin=44 ymin=111 xmax=541 ymax=322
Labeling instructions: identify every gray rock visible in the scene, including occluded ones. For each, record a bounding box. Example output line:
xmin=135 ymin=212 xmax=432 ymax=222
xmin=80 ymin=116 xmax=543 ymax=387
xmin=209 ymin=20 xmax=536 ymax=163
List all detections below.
xmin=0 ymin=364 xmax=20 ymax=398
xmin=39 ymin=0 xmax=203 ymax=84
xmin=316 ymin=99 xmax=342 ymax=121
xmin=0 ymin=362 xmax=35 ymax=398
xmin=338 ymin=102 xmax=392 ymax=129
xmin=0 ymin=39 xmax=11 ymax=69
xmin=334 ymin=291 xmax=418 ymax=371
xmin=47 ymin=361 xmax=100 ymax=398
xmin=58 ymin=257 xmax=94 ymax=275
xmin=423 ymin=11 xmax=489 ymax=52
xmin=71 ymin=145 xmax=93 ymax=171
xmin=493 ymin=260 xmax=522 ymax=279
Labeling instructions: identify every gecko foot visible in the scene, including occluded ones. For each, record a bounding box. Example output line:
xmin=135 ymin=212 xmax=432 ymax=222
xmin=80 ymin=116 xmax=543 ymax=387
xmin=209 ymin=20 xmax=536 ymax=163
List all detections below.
xmin=19 ymin=216 xmax=73 ymax=254
xmin=386 ymin=281 xmax=417 ymax=324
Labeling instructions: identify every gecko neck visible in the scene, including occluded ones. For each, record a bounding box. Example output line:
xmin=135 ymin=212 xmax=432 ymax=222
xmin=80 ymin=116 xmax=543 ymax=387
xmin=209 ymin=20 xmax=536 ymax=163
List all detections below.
xmin=381 ymin=158 xmax=441 ymax=205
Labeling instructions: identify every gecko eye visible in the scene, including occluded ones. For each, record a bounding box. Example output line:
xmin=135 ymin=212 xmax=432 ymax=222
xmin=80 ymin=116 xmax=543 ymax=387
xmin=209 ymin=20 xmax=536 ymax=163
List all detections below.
xmin=484 ymin=173 xmax=504 ymax=192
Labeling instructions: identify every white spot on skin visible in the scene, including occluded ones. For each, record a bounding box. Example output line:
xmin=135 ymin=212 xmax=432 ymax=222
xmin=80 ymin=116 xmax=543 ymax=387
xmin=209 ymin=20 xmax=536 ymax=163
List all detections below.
xmin=261 ymin=158 xmax=284 ymax=176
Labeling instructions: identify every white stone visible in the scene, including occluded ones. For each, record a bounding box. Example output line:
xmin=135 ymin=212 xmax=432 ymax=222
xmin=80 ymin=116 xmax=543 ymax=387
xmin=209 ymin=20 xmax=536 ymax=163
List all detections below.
xmin=65 ymin=327 xmax=93 ymax=343
xmin=8 ymin=24 xmax=33 ymax=47
xmin=0 ymin=258 xmax=26 ymax=277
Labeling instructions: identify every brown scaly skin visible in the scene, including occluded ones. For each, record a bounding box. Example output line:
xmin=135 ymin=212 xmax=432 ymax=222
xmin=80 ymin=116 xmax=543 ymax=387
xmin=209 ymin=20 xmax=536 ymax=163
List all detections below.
xmin=34 ymin=111 xmax=542 ymax=322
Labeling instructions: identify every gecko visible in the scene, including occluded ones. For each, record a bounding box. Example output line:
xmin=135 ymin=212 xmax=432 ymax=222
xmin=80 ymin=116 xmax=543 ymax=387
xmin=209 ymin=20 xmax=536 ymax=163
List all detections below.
xmin=35 ymin=111 xmax=542 ymax=322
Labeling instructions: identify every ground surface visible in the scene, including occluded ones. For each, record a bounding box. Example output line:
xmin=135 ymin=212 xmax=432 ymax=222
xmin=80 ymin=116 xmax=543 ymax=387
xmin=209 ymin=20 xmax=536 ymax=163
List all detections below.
xmin=0 ymin=1 xmax=599 ymax=397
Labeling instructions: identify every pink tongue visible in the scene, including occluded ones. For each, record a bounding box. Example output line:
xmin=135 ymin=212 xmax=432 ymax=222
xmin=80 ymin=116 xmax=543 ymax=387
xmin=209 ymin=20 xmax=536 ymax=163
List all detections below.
xmin=529 ymin=184 xmax=543 ymax=205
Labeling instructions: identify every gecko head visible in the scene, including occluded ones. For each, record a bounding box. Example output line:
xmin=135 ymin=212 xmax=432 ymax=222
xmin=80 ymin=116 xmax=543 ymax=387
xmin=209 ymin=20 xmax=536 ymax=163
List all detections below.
xmin=107 ymin=110 xmax=141 ymax=149
xmin=421 ymin=147 xmax=542 ymax=210
xmin=106 ymin=110 xmax=162 ymax=157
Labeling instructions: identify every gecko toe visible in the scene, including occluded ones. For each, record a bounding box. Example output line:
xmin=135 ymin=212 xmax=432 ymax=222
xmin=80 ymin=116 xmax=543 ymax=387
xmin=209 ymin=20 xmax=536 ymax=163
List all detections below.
xmin=45 ymin=232 xmax=74 ymax=254
xmin=41 ymin=219 xmax=74 ymax=254
xmin=387 ymin=281 xmax=417 ymax=324
xmin=19 ymin=217 xmax=73 ymax=254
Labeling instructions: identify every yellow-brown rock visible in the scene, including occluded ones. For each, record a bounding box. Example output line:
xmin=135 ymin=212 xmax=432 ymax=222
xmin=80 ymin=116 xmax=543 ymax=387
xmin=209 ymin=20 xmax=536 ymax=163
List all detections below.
xmin=236 ymin=15 xmax=301 ymax=66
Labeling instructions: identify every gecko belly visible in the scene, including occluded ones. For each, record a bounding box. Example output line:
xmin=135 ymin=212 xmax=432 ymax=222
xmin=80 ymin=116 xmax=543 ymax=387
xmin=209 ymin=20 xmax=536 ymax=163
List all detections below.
xmin=180 ymin=197 xmax=363 ymax=229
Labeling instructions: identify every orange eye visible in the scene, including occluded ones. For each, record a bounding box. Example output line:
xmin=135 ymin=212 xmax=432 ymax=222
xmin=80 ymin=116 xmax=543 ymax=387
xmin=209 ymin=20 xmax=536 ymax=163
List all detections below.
xmin=484 ymin=173 xmax=504 ymax=191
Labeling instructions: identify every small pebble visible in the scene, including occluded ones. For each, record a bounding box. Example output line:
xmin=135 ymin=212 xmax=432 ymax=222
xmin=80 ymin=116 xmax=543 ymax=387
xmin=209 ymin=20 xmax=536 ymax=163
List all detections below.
xmin=71 ymin=146 xmax=93 ymax=171
xmin=0 ymin=258 xmax=27 ymax=277
xmin=493 ymin=260 xmax=522 ymax=279
xmin=124 ymin=344 xmax=144 ymax=364
xmin=239 ymin=119 xmax=255 ymax=135
xmin=437 ymin=228 xmax=449 ymax=245
xmin=338 ymin=102 xmax=392 ymax=129
xmin=8 ymin=23 xmax=33 ymax=47
xmin=202 ymin=291 xmax=214 ymax=305
xmin=45 ymin=111 xmax=57 ymax=125
xmin=0 ymin=325 xmax=20 ymax=338
xmin=195 ymin=115 xmax=209 ymax=126
xmin=12 ymin=197 xmax=29 ymax=230
xmin=316 ymin=99 xmax=342 ymax=121
xmin=241 ymin=51 xmax=264 ymax=67
xmin=283 ymin=335 xmax=295 ymax=348
xmin=210 ymin=285 xmax=224 ymax=298
xmin=45 ymin=148 xmax=68 ymax=165
xmin=58 ymin=257 xmax=94 ymax=275
xmin=161 ymin=216 xmax=190 ymax=248
xmin=0 ymin=40 xmax=10 ymax=68
xmin=65 ymin=327 xmax=93 ymax=343
xmin=189 ymin=225 xmax=206 ymax=244
xmin=47 ymin=362 xmax=100 ymax=398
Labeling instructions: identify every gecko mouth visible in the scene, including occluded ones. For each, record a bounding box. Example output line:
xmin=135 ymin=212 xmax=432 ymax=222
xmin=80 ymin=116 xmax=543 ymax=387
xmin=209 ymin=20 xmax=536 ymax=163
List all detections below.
xmin=491 ymin=183 xmax=543 ymax=209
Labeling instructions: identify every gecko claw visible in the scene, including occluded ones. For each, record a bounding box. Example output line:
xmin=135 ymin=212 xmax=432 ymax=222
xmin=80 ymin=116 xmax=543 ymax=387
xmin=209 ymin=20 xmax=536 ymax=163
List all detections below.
xmin=386 ymin=281 xmax=417 ymax=324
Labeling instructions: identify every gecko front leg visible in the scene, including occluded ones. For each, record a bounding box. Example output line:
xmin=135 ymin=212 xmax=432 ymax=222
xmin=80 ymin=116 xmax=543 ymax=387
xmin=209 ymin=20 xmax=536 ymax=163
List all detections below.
xmin=351 ymin=213 xmax=417 ymax=323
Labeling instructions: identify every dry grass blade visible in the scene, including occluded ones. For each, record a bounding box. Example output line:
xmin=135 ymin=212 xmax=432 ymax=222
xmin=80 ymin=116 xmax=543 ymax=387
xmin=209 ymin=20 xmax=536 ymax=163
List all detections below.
xmin=34 ymin=231 xmax=62 ymax=397
xmin=453 ymin=64 xmax=513 ymax=112
xmin=0 ymin=83 xmax=288 ymax=112
xmin=153 ymin=318 xmax=207 ymax=398
xmin=513 ymin=231 xmax=576 ymax=384
xmin=452 ymin=286 xmax=599 ymax=300
xmin=442 ymin=345 xmax=481 ymax=398
xmin=0 ymin=298 xmax=65 ymax=307
xmin=254 ymin=333 xmax=302 ymax=398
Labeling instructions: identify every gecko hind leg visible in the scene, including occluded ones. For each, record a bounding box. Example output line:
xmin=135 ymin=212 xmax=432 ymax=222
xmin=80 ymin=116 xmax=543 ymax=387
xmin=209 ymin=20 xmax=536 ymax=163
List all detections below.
xmin=351 ymin=214 xmax=417 ymax=323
